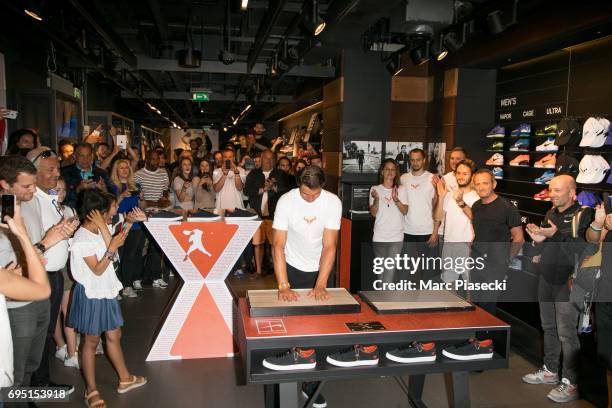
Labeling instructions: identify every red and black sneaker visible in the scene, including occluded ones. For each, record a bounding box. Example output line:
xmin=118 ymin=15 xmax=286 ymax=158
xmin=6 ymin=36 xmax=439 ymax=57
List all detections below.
xmin=262 ymin=347 xmax=317 ymax=371
xmin=326 ymin=344 xmax=379 ymax=367
xmin=534 ymin=189 xmax=551 ymax=201
xmin=442 ymin=338 xmax=494 ymax=361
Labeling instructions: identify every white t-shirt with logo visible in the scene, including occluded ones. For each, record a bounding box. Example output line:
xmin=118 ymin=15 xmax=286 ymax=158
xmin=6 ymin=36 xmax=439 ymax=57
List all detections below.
xmin=213 ymin=167 xmax=247 ymax=210
xmin=369 ymin=184 xmax=408 ymax=242
xmin=273 ymin=188 xmax=342 ymax=272
xmin=439 ymin=172 xmax=458 ymax=234
xmin=442 ymin=189 xmax=479 ymax=242
xmin=400 ymin=171 xmax=435 ymax=235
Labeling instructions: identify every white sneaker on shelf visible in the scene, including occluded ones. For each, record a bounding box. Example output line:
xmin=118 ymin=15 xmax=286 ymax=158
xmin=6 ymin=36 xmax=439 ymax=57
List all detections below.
xmin=64 ymin=353 xmax=80 ymax=369
xmin=122 ymin=287 xmax=138 ymax=298
xmin=95 ymin=342 xmax=104 ymax=355
xmin=55 ymin=344 xmax=67 ymax=362
xmin=152 ymin=278 xmax=168 ymax=289
xmin=132 ymin=280 xmax=143 ymax=291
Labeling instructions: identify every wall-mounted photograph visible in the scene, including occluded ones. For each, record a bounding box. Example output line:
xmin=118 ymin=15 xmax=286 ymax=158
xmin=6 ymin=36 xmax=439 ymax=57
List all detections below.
xmin=384 ymin=141 xmax=424 ymax=174
xmin=427 ymin=142 xmax=446 ymax=175
xmin=342 ymin=141 xmax=382 ymax=173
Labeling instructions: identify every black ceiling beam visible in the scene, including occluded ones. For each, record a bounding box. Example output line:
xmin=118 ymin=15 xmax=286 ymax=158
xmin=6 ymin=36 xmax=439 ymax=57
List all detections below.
xmin=247 ymin=0 xmax=288 ymax=73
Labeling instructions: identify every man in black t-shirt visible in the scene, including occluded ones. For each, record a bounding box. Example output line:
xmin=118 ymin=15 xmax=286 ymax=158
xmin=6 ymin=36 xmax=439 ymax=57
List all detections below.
xmin=522 ymin=175 xmax=592 ymax=403
xmin=471 ymin=169 xmax=524 ymax=314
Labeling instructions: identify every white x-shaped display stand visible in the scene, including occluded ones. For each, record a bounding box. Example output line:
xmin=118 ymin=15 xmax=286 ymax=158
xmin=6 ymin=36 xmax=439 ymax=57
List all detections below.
xmin=143 ymin=219 xmax=260 ymax=361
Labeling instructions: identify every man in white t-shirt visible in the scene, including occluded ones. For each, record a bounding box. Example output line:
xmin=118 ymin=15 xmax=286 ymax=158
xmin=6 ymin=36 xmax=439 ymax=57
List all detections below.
xmin=432 ymin=147 xmax=467 ymax=241
xmin=213 ymin=149 xmax=246 ymax=210
xmin=435 ymin=159 xmax=479 ymax=286
xmin=273 ymin=165 xmax=342 ymax=301
xmin=400 ymin=148 xmax=439 ymax=281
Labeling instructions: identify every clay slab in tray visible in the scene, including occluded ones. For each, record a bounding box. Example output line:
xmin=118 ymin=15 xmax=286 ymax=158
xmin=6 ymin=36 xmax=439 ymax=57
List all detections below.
xmin=359 ymin=290 xmax=475 ymax=314
xmin=247 ymin=288 xmax=361 ymax=317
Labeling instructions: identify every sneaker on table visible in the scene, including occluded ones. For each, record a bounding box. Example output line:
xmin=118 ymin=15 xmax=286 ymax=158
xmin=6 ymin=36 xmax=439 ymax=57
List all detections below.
xmin=147 ymin=210 xmax=183 ymax=222
xmin=486 ymin=153 xmax=504 ymax=166
xmin=224 ymin=208 xmax=258 ymax=220
xmin=262 ymin=347 xmax=317 ymax=371
xmin=441 ymin=338 xmax=494 ymax=360
xmin=547 ymin=378 xmax=579 ymax=403
xmin=152 ymin=278 xmax=168 ymax=288
xmin=534 ymin=154 xmax=556 ymax=168
xmin=522 ymin=365 xmax=559 ymax=384
xmin=132 ymin=280 xmax=143 ymax=291
xmin=536 ymin=137 xmax=559 ymax=152
xmin=509 ymin=138 xmax=530 ymax=151
xmin=386 ymin=342 xmax=437 ymax=363
xmin=533 ymin=189 xmax=551 ymax=201
xmin=509 ymin=154 xmax=530 ymax=166
xmin=535 ymin=170 xmax=555 ymax=185
xmin=511 ymin=123 xmax=531 ymax=137
xmin=302 ymin=382 xmax=327 ymax=408
xmin=64 ymin=353 xmax=79 ymax=369
xmin=55 ymin=344 xmax=67 ymax=361
xmin=187 ymin=209 xmax=221 ymax=222
xmin=493 ymin=167 xmax=504 ymax=179
xmin=486 ymin=125 xmax=506 ymax=138
xmin=326 ymin=344 xmax=379 ymax=367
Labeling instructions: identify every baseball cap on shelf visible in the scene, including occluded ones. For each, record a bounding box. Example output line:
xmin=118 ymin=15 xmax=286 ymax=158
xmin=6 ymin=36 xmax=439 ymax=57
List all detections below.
xmin=591 ymin=117 xmax=611 ymax=148
xmin=555 ymin=118 xmax=581 ymax=146
xmin=593 ymin=155 xmax=610 ymax=184
xmin=576 ymin=155 xmax=607 ymax=184
xmin=576 ymin=191 xmax=601 ymax=208
xmin=580 ymin=117 xmax=604 ymax=147
xmin=555 ymin=153 xmax=580 ymax=178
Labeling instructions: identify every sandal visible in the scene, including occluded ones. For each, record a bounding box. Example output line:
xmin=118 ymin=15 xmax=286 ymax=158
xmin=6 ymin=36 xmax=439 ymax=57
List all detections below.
xmin=117 ymin=375 xmax=147 ymax=394
xmin=85 ymin=390 xmax=106 ymax=408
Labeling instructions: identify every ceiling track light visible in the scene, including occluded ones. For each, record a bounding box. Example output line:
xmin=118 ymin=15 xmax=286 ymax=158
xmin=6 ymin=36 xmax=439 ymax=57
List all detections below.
xmin=442 ymin=31 xmax=463 ymax=53
xmin=409 ymin=42 xmax=430 ymax=66
xmin=385 ymin=53 xmax=403 ymax=76
xmin=432 ymin=34 xmax=448 ymax=62
xmin=303 ymin=0 xmax=326 ymax=36
xmin=24 ymin=0 xmax=45 ymax=21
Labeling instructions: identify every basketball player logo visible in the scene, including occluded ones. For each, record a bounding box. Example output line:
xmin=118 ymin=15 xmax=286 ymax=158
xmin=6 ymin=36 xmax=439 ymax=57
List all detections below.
xmin=303 ymin=216 xmax=317 ymax=224
xmin=183 ymin=229 xmax=212 ymax=261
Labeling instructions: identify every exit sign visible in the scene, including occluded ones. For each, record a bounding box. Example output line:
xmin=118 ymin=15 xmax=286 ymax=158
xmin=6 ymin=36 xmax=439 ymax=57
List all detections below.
xmin=192 ymin=92 xmax=209 ymax=102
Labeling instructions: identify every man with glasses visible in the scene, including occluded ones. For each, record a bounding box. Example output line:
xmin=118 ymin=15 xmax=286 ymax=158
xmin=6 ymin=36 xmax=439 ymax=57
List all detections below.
xmin=0 ymin=154 xmax=77 ymax=396
xmin=25 ymin=147 xmax=78 ymax=391
xmin=61 ymin=143 xmax=113 ymax=208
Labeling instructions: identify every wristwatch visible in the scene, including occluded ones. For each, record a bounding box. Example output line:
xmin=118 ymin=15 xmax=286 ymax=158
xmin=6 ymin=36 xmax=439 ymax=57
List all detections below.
xmin=278 ymin=282 xmax=290 ymax=290
xmin=34 ymin=242 xmax=46 ymax=254
xmin=458 ymin=201 xmax=466 ymax=208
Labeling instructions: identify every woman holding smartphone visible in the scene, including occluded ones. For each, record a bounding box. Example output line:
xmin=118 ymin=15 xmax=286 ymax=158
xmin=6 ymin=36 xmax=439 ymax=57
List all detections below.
xmin=193 ymin=160 xmax=215 ymax=210
xmin=172 ymin=157 xmax=195 ymax=210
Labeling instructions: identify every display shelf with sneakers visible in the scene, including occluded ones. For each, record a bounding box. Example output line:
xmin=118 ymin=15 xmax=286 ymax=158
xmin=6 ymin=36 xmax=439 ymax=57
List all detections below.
xmin=509 ymin=138 xmax=530 ymax=151
xmin=535 ymin=137 xmax=559 ymax=152
xmin=486 ymin=141 xmax=504 ymax=152
xmin=533 ymin=153 xmax=556 ymax=168
xmin=493 ymin=167 xmax=504 ymax=179
xmin=485 ymin=125 xmax=505 ymax=138
xmin=485 ymin=153 xmax=504 ymax=166
xmin=535 ymin=123 xmax=558 ymax=137
xmin=236 ymin=295 xmax=511 ymax=408
xmin=509 ymin=154 xmax=530 ymax=167
xmin=510 ymin=123 xmax=531 ymax=138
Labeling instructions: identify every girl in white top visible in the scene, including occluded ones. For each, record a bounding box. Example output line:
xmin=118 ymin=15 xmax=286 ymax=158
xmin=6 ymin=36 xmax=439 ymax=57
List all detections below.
xmin=68 ymin=190 xmax=146 ymax=406
xmin=52 ymin=177 xmax=80 ymax=368
xmin=0 ymin=203 xmax=51 ymax=388
xmin=369 ymin=159 xmax=409 ymax=284
xmin=172 ymin=157 xmax=196 ymax=210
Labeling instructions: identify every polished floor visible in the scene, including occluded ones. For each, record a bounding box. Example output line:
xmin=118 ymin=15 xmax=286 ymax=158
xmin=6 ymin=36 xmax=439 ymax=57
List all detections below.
xmin=41 ymin=274 xmax=599 ymax=408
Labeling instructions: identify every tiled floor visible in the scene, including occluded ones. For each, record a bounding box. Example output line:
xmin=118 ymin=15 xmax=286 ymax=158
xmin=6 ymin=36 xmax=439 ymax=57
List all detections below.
xmin=42 ymin=275 xmax=598 ymax=408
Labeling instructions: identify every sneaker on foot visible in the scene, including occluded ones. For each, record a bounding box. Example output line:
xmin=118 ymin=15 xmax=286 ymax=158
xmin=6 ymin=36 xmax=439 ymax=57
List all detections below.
xmin=522 ymin=365 xmax=559 ymax=384
xmin=122 ymin=287 xmax=138 ymax=298
xmin=302 ymin=382 xmax=327 ymax=408
xmin=152 ymin=278 xmax=168 ymax=288
xmin=386 ymin=342 xmax=437 ymax=363
xmin=442 ymin=338 xmax=494 ymax=360
xmin=547 ymin=378 xmax=579 ymax=403
xmin=262 ymin=347 xmax=317 ymax=371
xmin=132 ymin=280 xmax=143 ymax=291
xmin=64 ymin=353 xmax=80 ymax=369
xmin=326 ymin=344 xmax=379 ymax=367
xmin=55 ymin=344 xmax=67 ymax=361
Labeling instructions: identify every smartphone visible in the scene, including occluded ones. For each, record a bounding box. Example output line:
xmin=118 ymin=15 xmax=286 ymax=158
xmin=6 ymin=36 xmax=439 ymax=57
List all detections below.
xmin=202 ymin=172 xmax=210 ymax=178
xmin=225 ymin=159 xmax=231 ymax=170
xmin=1 ymin=194 xmax=15 ymax=221
xmin=116 ymin=134 xmax=127 ymax=150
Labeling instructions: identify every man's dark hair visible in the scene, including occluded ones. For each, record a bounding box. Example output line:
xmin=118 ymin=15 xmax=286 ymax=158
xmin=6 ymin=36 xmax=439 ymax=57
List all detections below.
xmin=78 ymin=189 xmax=111 ymax=222
xmin=451 ymin=146 xmax=468 ymax=155
xmin=277 ymin=157 xmax=291 ymax=168
xmin=409 ymin=148 xmax=425 ymax=158
xmin=455 ymin=159 xmax=476 ymax=173
xmin=298 ymin=165 xmax=325 ymax=189
xmin=96 ymin=142 xmax=109 ymax=149
xmin=75 ymin=142 xmax=93 ymax=153
xmin=146 ymin=149 xmax=160 ymax=162
xmin=7 ymin=129 xmax=38 ymax=155
xmin=0 ymin=155 xmax=37 ymax=185
xmin=473 ymin=168 xmax=495 ymax=183
xmin=401 ymin=145 xmax=407 ymax=149
xmin=58 ymin=138 xmax=73 ymax=149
